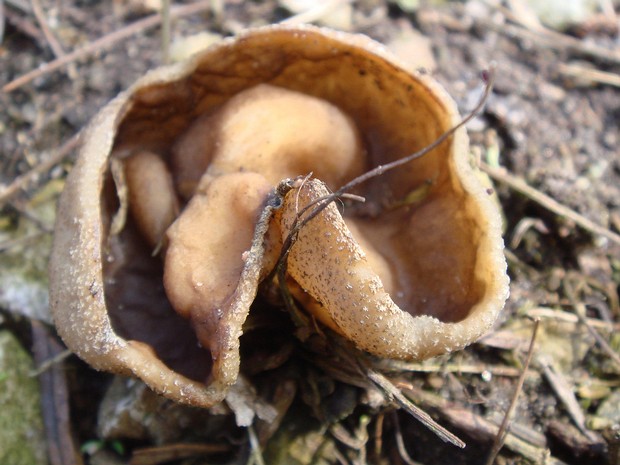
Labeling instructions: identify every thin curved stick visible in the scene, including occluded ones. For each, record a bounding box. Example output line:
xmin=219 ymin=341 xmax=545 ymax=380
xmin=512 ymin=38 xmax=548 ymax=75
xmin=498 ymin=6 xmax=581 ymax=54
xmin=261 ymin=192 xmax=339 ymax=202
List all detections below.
xmin=2 ymin=1 xmax=213 ymax=93
xmin=267 ymin=67 xmax=495 ymax=449
xmin=275 ymin=65 xmax=496 ymax=281
xmin=484 ymin=318 xmax=540 ymax=465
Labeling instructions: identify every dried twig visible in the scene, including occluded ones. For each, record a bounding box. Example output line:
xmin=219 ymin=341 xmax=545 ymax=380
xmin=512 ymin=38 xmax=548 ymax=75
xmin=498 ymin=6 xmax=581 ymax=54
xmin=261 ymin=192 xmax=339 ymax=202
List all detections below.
xmin=0 ymin=131 xmax=80 ymax=207
xmin=403 ymin=385 xmax=556 ymax=463
xmin=475 ymin=15 xmax=620 ymax=66
xmin=275 ymin=66 xmax=496 ymax=283
xmin=267 ymin=68 xmax=495 ymax=450
xmin=31 ymin=349 xmax=72 ymax=376
xmin=421 ymin=3 xmax=620 ymax=66
xmin=486 ymin=411 xmax=548 ymax=448
xmin=2 ymin=0 xmax=213 ymax=93
xmin=580 ymin=318 xmax=620 ymax=369
xmin=374 ymin=360 xmax=528 ymax=378
xmin=2 ymin=4 xmax=45 ymax=44
xmin=391 ymin=411 xmax=420 ymax=465
xmin=564 ymin=280 xmax=620 ymax=370
xmin=526 ymin=307 xmax=620 ymax=331
xmin=275 ymin=288 xmax=467 ymax=449
xmin=481 ymin=163 xmax=620 ymax=246
xmin=366 ymin=369 xmax=465 ymax=448
xmin=558 ymin=63 xmax=620 ymax=88
xmin=330 ymin=421 xmax=368 ymax=451
xmin=484 ymin=318 xmax=540 ymax=465
xmin=30 ymin=0 xmax=65 ymax=58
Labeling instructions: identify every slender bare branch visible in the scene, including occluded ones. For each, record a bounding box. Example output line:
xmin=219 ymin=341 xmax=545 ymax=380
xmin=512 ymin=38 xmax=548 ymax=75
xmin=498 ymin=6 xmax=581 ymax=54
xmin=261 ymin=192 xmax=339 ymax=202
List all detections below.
xmin=2 ymin=0 xmax=213 ymax=93
xmin=481 ymin=163 xmax=620 ymax=246
xmin=484 ymin=318 xmax=540 ymax=465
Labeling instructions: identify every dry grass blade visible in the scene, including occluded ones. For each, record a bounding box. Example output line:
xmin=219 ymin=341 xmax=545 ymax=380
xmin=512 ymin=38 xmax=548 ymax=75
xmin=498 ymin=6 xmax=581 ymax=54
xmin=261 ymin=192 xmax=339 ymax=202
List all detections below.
xmin=538 ymin=356 xmax=590 ymax=435
xmin=481 ymin=163 xmax=620 ymax=246
xmin=2 ymin=0 xmax=213 ymax=93
xmin=484 ymin=318 xmax=540 ymax=465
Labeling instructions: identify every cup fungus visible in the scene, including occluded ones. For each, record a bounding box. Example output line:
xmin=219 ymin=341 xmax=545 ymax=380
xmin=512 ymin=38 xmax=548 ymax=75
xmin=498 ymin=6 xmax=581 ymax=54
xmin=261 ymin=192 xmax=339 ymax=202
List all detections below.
xmin=49 ymin=24 xmax=509 ymax=409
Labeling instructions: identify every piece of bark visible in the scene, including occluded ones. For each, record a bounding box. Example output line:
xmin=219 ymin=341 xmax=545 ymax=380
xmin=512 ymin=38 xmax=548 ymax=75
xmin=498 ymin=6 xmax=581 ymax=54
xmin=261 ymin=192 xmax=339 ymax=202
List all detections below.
xmin=31 ymin=321 xmax=84 ymax=465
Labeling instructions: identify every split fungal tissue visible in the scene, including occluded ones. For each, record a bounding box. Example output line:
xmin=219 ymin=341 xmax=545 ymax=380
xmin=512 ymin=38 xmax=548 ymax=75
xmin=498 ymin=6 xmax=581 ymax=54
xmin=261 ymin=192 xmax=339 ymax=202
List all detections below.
xmin=49 ymin=25 xmax=509 ymax=408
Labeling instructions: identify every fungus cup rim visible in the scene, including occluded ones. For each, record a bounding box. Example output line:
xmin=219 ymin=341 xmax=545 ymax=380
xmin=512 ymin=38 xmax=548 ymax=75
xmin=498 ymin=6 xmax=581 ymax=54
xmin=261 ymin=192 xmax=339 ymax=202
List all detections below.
xmin=49 ymin=23 xmax=509 ymax=409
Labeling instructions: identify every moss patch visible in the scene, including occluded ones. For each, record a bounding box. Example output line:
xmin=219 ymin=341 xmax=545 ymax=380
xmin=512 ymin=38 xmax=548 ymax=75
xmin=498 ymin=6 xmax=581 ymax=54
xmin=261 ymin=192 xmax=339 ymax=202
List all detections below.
xmin=0 ymin=331 xmax=47 ymax=465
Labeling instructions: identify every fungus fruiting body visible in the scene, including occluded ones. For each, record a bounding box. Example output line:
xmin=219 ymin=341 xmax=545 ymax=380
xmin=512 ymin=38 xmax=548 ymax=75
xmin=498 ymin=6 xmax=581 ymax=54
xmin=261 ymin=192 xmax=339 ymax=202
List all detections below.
xmin=49 ymin=25 xmax=509 ymax=408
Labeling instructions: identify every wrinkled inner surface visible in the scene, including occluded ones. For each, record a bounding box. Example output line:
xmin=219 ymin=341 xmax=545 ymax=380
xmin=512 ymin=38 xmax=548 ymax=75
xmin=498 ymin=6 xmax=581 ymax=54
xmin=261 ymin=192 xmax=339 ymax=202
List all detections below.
xmin=102 ymin=31 xmax=486 ymax=376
